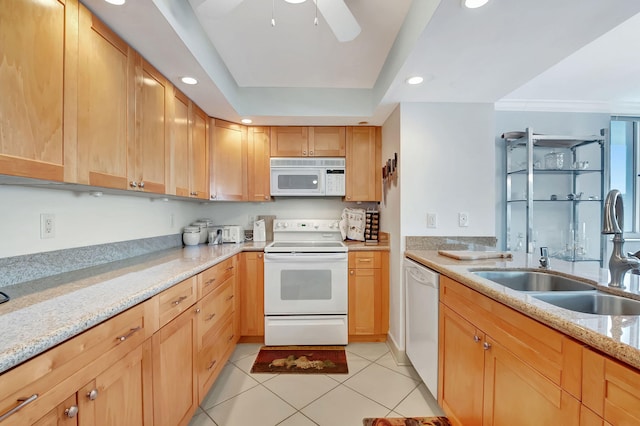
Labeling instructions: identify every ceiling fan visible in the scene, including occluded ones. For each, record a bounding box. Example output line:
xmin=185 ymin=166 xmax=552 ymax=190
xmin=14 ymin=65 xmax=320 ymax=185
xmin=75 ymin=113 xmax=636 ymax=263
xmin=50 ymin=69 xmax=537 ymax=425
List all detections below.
xmin=190 ymin=0 xmax=361 ymax=42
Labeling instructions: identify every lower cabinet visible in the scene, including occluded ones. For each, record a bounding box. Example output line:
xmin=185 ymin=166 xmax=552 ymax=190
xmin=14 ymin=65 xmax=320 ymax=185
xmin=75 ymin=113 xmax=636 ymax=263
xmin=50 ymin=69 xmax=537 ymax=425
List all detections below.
xmin=439 ymin=276 xmax=581 ymax=426
xmin=582 ymin=346 xmax=640 ymax=425
xmin=151 ymin=307 xmax=198 ymax=426
xmin=348 ymin=251 xmax=389 ymax=341
xmin=239 ymin=252 xmax=264 ymax=338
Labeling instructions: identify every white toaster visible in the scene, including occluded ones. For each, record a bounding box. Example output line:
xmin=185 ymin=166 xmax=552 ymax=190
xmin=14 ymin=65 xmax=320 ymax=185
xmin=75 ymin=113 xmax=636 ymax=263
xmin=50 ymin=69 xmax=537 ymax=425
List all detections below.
xmin=222 ymin=225 xmax=244 ymax=243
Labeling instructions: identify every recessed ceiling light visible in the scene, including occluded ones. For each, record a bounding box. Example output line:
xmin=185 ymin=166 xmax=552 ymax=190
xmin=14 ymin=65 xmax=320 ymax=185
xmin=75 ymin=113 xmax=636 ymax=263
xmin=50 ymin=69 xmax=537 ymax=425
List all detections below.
xmin=358 ymin=121 xmax=369 ymax=125
xmin=405 ymin=76 xmax=424 ymax=85
xmin=241 ymin=119 xmax=253 ymax=124
xmin=181 ymin=76 xmax=198 ymax=85
xmin=284 ymin=0 xmax=307 ymax=3
xmin=463 ymin=0 xmax=489 ymax=8
xmin=104 ymin=0 xmax=126 ymax=5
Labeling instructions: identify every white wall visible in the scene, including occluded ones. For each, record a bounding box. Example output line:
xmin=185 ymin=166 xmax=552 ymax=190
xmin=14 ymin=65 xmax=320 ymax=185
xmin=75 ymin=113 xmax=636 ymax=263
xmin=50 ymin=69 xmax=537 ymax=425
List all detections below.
xmin=0 ymin=184 xmax=374 ymax=259
xmin=381 ymin=102 xmax=496 ymax=352
xmin=379 ymin=105 xmax=402 ymax=351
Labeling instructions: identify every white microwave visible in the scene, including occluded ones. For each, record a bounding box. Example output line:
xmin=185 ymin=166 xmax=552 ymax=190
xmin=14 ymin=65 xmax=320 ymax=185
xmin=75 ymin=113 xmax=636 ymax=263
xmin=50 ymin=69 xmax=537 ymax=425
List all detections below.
xmin=270 ymin=158 xmax=346 ymax=197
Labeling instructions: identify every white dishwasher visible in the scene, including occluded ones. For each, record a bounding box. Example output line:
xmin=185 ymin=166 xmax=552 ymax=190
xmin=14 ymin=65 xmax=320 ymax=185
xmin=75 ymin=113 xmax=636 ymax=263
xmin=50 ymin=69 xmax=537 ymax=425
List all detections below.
xmin=404 ymin=257 xmax=440 ymax=398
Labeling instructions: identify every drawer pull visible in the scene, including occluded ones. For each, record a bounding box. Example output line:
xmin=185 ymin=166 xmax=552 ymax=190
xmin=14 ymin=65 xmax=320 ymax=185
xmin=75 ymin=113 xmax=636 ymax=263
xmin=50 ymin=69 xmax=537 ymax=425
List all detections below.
xmin=0 ymin=394 xmax=38 ymax=422
xmin=117 ymin=326 xmax=142 ymax=342
xmin=358 ymin=259 xmax=373 ymax=262
xmin=227 ymin=334 xmax=235 ymax=342
xmin=225 ymin=266 xmax=234 ymax=271
xmin=207 ymin=360 xmax=217 ymax=370
xmin=87 ymin=389 xmax=99 ymax=401
xmin=205 ymin=313 xmax=216 ymax=321
xmin=64 ymin=405 xmax=79 ymax=418
xmin=173 ymin=295 xmax=188 ymax=306
xmin=225 ymin=295 xmax=234 ymax=301
xmin=204 ymin=278 xmax=216 ymax=286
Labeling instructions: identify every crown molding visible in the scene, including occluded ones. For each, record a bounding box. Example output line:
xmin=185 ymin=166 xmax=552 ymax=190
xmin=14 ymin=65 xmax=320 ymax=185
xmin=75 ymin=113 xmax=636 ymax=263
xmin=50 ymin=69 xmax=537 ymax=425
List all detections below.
xmin=494 ymin=99 xmax=640 ymax=115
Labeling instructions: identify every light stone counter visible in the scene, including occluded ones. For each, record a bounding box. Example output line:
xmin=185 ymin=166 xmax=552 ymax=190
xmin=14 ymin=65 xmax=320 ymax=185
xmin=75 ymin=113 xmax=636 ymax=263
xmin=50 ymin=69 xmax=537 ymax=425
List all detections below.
xmin=0 ymin=244 xmax=245 ymax=374
xmin=405 ymin=250 xmax=640 ymax=371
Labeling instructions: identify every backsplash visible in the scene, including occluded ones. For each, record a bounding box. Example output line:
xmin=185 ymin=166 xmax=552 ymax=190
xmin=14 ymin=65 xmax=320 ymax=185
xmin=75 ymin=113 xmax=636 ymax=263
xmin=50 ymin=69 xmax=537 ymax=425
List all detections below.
xmin=406 ymin=236 xmax=498 ymax=251
xmin=0 ymin=234 xmax=182 ymax=288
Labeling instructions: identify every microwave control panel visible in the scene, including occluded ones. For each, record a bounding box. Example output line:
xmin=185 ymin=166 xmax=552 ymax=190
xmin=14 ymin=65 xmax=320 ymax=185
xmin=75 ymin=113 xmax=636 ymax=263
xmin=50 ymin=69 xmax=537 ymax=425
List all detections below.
xmin=325 ymin=169 xmax=345 ymax=196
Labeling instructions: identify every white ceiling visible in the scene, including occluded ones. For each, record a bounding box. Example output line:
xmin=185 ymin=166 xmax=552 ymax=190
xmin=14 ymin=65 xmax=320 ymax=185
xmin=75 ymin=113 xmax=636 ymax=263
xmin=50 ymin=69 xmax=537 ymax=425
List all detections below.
xmin=80 ymin=0 xmax=640 ymax=125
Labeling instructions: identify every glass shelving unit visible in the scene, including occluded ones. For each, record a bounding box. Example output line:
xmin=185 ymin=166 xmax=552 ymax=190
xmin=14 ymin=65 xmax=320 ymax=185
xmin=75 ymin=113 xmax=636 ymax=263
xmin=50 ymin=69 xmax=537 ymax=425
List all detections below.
xmin=503 ymin=127 xmax=609 ymax=264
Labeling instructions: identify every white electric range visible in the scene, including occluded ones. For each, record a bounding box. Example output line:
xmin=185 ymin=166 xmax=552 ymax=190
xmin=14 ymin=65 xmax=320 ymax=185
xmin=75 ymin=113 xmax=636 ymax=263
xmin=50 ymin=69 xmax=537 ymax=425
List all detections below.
xmin=263 ymin=219 xmax=348 ymax=345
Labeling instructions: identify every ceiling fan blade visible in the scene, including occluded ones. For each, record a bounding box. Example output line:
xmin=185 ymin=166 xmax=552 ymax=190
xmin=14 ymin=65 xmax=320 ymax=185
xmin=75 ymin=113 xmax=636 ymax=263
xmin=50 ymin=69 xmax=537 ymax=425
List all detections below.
xmin=192 ymin=0 xmax=245 ymax=18
xmin=314 ymin=0 xmax=361 ymax=42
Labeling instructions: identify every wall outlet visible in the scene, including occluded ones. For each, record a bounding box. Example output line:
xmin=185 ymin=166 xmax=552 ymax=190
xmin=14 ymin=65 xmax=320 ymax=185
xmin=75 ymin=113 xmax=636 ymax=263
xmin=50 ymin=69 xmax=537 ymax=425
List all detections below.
xmin=427 ymin=213 xmax=437 ymax=228
xmin=40 ymin=213 xmax=55 ymax=239
xmin=458 ymin=212 xmax=469 ymax=227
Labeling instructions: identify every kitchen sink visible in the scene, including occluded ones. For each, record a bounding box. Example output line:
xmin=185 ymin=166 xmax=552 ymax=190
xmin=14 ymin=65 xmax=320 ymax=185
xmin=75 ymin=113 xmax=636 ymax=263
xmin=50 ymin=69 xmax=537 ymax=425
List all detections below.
xmin=472 ymin=270 xmax=596 ymax=292
xmin=533 ymin=292 xmax=640 ymax=316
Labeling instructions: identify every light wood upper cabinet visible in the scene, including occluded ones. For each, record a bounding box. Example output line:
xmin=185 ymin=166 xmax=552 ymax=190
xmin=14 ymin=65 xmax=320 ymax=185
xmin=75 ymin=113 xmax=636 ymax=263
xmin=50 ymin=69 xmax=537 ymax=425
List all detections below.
xmin=210 ymin=119 xmax=247 ymax=201
xmin=248 ymin=127 xmax=271 ymax=202
xmin=0 ymin=0 xmax=78 ymax=182
xmin=347 ymin=251 xmax=389 ymax=341
xmin=270 ymin=127 xmax=345 ymax=157
xmin=309 ymin=127 xmax=346 ymax=156
xmin=345 ymin=126 xmax=381 ymax=202
xmin=191 ymin=105 xmax=209 ymax=199
xmin=130 ymin=58 xmax=169 ymax=194
xmin=77 ymin=5 xmax=134 ymax=190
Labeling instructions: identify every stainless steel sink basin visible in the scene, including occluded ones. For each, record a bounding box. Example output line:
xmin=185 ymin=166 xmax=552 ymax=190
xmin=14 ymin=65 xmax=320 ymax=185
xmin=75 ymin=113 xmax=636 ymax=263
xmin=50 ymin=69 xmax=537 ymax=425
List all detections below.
xmin=533 ymin=292 xmax=640 ymax=315
xmin=472 ymin=270 xmax=595 ymax=292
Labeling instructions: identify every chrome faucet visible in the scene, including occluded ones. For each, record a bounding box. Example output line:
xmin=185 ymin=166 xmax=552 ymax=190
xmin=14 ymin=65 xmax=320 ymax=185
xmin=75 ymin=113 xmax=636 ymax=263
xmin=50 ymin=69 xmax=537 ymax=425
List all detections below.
xmin=539 ymin=247 xmax=550 ymax=269
xmin=602 ymin=189 xmax=640 ymax=288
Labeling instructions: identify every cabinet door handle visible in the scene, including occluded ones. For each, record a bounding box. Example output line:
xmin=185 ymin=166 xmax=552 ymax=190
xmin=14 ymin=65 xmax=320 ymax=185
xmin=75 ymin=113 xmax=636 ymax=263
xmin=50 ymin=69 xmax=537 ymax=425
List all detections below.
xmin=207 ymin=360 xmax=217 ymax=370
xmin=225 ymin=266 xmax=234 ymax=271
xmin=227 ymin=334 xmax=235 ymax=342
xmin=302 ymin=150 xmax=307 ymax=155
xmin=483 ymin=342 xmax=492 ymax=350
xmin=64 ymin=405 xmax=79 ymax=418
xmin=173 ymin=295 xmax=188 ymax=306
xmin=350 ymin=270 xmax=355 ymax=275
xmin=0 ymin=394 xmax=38 ymax=422
xmin=129 ymin=181 xmax=138 ymax=188
xmin=225 ymin=295 xmax=234 ymax=301
xmin=117 ymin=326 xmax=142 ymax=342
xmin=358 ymin=259 xmax=372 ymax=262
xmin=191 ymin=191 xmax=198 ymax=196
xmin=473 ymin=335 xmax=480 ymax=343
xmin=264 ymin=196 xmax=269 ymax=200
xmin=138 ymin=181 xmax=145 ymax=189
xmin=204 ymin=278 xmax=216 ymax=287
xmin=258 ymin=254 xmax=263 ymax=259
xmin=309 ymin=150 xmax=314 ymax=155
xmin=195 ymin=308 xmax=201 ymax=314
xmin=87 ymin=389 xmax=99 ymax=401
xmin=205 ymin=313 xmax=216 ymax=321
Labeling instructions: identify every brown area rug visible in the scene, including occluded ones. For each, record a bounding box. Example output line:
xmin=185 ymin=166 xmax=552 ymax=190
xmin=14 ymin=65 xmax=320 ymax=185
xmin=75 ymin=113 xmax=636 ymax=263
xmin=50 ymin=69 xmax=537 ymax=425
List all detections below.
xmin=363 ymin=418 xmax=451 ymax=426
xmin=250 ymin=345 xmax=348 ymax=374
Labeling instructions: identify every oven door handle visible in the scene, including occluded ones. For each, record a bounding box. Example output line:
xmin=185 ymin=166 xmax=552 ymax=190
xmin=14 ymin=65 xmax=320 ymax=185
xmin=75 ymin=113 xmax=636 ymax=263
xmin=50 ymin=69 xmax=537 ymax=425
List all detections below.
xmin=264 ymin=253 xmax=348 ymax=262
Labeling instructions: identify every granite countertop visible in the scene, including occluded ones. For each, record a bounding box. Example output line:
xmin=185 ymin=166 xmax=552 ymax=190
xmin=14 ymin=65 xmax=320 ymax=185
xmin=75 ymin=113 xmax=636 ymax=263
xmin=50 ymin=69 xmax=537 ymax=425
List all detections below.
xmin=0 ymin=239 xmax=389 ymax=374
xmin=405 ymin=250 xmax=640 ymax=371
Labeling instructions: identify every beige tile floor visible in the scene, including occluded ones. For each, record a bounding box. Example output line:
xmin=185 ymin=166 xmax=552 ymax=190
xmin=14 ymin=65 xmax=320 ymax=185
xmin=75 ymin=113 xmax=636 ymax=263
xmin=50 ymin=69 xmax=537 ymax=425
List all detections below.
xmin=189 ymin=342 xmax=444 ymax=426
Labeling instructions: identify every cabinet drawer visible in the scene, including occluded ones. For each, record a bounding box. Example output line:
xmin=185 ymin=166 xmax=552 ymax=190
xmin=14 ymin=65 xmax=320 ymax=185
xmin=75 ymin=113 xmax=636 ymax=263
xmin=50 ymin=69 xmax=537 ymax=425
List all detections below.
xmin=440 ymin=276 xmax=581 ymax=395
xmin=196 ymin=277 xmax=234 ymax=349
xmin=199 ymin=257 xmax=236 ymax=298
xmin=0 ymin=299 xmax=153 ymax=426
xmin=158 ymin=276 xmax=197 ymax=328
xmin=349 ymin=251 xmax=381 ymax=269
xmin=197 ymin=317 xmax=235 ymax=400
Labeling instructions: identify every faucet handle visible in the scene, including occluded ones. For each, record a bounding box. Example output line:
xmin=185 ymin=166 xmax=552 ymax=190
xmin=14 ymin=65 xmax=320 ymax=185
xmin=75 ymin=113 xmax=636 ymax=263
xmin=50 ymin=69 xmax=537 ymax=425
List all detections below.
xmin=627 ymin=250 xmax=640 ymax=259
xmin=539 ymin=247 xmax=550 ymax=269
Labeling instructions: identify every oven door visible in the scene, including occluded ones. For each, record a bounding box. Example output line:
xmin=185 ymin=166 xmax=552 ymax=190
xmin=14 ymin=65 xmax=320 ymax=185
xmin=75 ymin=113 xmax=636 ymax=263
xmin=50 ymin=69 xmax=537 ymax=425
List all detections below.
xmin=270 ymin=168 xmax=326 ymax=196
xmin=264 ymin=252 xmax=348 ymax=315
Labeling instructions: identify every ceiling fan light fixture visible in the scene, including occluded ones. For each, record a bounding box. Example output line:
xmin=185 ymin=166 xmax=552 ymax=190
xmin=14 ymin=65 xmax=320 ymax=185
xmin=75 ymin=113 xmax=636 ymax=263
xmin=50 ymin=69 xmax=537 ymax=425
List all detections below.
xmin=406 ymin=76 xmax=424 ymax=85
xmin=181 ymin=76 xmax=198 ymax=85
xmin=462 ymin=0 xmax=489 ymax=8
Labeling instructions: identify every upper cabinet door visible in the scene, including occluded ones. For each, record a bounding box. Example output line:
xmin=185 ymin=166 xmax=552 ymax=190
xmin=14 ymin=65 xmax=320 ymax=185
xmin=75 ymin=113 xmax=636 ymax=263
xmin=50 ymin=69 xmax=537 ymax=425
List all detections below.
xmin=0 ymin=0 xmax=78 ymax=182
xmin=247 ymin=127 xmax=271 ymax=202
xmin=270 ymin=127 xmax=309 ymax=157
xmin=210 ymin=119 xmax=247 ymax=201
xmin=309 ymin=127 xmax=346 ymax=157
xmin=131 ymin=58 xmax=169 ymax=194
xmin=190 ymin=105 xmax=209 ymax=200
xmin=345 ymin=126 xmax=382 ymax=202
xmin=77 ymin=5 xmax=135 ymax=190
xmin=171 ymin=89 xmax=190 ymax=198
